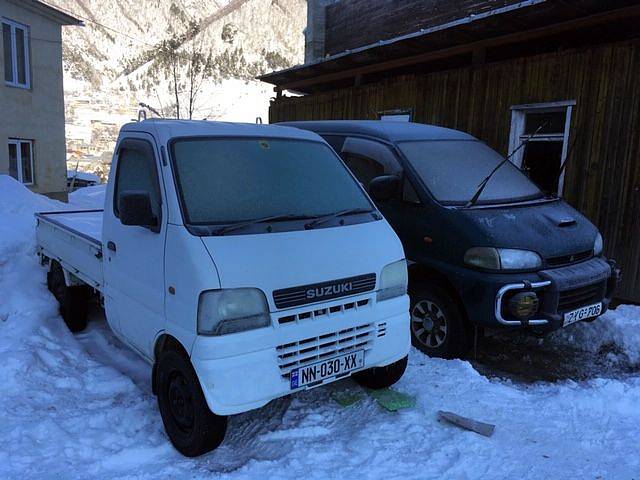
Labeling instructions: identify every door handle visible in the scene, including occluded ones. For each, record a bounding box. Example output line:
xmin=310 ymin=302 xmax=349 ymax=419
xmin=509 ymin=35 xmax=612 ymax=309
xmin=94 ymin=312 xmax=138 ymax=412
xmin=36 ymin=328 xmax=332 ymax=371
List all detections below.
xmin=107 ymin=241 xmax=117 ymax=252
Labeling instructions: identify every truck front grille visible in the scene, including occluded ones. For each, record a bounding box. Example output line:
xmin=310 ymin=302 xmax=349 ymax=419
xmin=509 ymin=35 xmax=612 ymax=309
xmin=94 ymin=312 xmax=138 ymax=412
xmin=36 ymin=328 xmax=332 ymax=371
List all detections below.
xmin=558 ymin=281 xmax=605 ymax=312
xmin=278 ymin=298 xmax=370 ymax=325
xmin=276 ymin=323 xmax=376 ymax=379
xmin=273 ymin=273 xmax=376 ymax=309
xmin=546 ymin=250 xmax=592 ymax=268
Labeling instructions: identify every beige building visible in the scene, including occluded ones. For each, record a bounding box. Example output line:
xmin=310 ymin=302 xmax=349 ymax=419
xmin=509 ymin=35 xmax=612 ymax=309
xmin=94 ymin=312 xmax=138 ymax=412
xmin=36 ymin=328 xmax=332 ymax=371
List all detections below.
xmin=0 ymin=0 xmax=81 ymax=200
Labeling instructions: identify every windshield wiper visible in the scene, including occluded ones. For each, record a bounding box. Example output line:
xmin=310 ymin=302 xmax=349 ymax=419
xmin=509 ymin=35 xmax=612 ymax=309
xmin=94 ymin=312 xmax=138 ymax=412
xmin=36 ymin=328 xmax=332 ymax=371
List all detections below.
xmin=214 ymin=214 xmax=317 ymax=236
xmin=304 ymin=208 xmax=376 ymax=229
xmin=465 ymin=121 xmax=549 ymax=208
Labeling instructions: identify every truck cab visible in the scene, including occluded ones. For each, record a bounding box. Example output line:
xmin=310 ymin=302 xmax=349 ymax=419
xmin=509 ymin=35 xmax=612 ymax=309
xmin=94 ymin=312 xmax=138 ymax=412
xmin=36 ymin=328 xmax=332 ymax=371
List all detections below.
xmin=36 ymin=120 xmax=410 ymax=456
xmin=280 ymin=121 xmax=620 ymax=359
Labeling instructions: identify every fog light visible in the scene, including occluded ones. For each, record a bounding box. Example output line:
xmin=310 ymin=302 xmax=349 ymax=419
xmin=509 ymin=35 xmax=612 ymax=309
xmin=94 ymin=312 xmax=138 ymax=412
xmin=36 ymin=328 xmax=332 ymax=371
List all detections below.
xmin=508 ymin=292 xmax=539 ymax=319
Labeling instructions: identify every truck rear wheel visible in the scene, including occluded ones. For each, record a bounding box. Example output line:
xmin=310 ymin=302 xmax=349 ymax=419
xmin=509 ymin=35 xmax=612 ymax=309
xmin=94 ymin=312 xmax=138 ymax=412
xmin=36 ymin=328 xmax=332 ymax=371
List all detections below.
xmin=352 ymin=355 xmax=408 ymax=389
xmin=409 ymin=283 xmax=471 ymax=359
xmin=156 ymin=350 xmax=227 ymax=457
xmin=47 ymin=261 xmax=89 ymax=333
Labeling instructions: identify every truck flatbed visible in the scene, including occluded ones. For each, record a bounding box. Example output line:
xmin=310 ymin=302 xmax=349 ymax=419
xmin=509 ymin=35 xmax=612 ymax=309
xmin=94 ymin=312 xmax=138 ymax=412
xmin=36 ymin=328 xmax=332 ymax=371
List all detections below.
xmin=36 ymin=209 xmax=104 ymax=290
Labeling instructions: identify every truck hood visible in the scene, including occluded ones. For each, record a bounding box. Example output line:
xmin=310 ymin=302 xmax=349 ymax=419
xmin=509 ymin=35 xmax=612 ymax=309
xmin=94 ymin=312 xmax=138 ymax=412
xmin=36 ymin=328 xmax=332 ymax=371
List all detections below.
xmin=200 ymin=219 xmax=404 ymax=311
xmin=459 ymin=199 xmax=599 ymax=259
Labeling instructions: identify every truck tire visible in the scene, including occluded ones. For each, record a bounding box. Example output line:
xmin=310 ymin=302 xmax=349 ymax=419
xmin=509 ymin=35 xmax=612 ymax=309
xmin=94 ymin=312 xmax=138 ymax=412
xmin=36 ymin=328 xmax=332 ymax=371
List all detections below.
xmin=156 ymin=350 xmax=227 ymax=457
xmin=409 ymin=283 xmax=471 ymax=359
xmin=352 ymin=355 xmax=408 ymax=390
xmin=47 ymin=261 xmax=89 ymax=333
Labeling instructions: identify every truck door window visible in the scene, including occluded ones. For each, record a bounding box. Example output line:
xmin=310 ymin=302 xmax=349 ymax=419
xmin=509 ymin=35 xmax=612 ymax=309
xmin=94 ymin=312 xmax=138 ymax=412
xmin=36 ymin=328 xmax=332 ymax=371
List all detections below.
xmin=113 ymin=140 xmax=162 ymax=222
xmin=402 ymin=177 xmax=420 ymax=204
xmin=340 ymin=137 xmax=402 ymax=195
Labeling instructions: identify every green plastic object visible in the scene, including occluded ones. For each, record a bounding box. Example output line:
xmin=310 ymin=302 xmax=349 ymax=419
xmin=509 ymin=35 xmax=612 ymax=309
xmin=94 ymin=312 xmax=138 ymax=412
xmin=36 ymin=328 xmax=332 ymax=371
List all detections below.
xmin=368 ymin=388 xmax=416 ymax=412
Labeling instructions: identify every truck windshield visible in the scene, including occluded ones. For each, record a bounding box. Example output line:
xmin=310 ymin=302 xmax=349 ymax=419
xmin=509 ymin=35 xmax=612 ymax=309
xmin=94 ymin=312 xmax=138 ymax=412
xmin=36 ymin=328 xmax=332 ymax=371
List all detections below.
xmin=170 ymin=137 xmax=373 ymax=225
xmin=398 ymin=140 xmax=544 ymax=205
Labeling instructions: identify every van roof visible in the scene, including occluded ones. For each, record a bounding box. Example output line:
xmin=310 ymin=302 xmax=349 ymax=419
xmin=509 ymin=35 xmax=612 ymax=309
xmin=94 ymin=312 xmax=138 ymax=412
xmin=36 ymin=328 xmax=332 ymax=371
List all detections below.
xmin=277 ymin=120 xmax=477 ymax=142
xmin=120 ymin=119 xmax=323 ymax=142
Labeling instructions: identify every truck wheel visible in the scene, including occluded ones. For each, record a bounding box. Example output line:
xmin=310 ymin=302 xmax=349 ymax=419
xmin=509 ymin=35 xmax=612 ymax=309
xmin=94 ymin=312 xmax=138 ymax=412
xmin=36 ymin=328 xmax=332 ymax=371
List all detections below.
xmin=409 ymin=283 xmax=471 ymax=359
xmin=47 ymin=262 xmax=89 ymax=333
xmin=352 ymin=355 xmax=408 ymax=390
xmin=156 ymin=350 xmax=227 ymax=457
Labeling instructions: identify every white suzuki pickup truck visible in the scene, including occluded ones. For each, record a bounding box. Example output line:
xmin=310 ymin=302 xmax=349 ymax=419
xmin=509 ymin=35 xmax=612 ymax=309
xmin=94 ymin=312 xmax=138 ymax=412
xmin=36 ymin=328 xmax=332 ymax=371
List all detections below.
xmin=35 ymin=119 xmax=410 ymax=456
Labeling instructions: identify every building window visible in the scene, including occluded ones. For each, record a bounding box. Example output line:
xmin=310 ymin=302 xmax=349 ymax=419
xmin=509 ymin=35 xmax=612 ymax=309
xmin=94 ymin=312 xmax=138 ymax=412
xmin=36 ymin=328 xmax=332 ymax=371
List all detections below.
xmin=509 ymin=101 xmax=575 ymax=196
xmin=8 ymin=139 xmax=34 ymax=185
xmin=378 ymin=109 xmax=413 ymax=122
xmin=2 ymin=18 xmax=30 ymax=88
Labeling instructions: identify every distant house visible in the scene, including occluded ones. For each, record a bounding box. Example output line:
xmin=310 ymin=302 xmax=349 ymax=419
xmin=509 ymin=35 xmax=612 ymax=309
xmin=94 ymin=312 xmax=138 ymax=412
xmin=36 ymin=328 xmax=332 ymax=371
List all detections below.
xmin=0 ymin=0 xmax=82 ymax=200
xmin=260 ymin=0 xmax=640 ymax=303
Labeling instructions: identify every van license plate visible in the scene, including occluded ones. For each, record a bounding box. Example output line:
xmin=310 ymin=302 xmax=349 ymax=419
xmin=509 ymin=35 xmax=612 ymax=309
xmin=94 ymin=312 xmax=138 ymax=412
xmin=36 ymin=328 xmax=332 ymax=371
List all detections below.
xmin=563 ymin=302 xmax=602 ymax=327
xmin=290 ymin=350 xmax=365 ymax=389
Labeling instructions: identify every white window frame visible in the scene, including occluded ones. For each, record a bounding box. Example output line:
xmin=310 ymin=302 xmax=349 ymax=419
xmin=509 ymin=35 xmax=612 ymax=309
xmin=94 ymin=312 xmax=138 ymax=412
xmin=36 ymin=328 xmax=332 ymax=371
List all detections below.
xmin=2 ymin=18 xmax=31 ymax=89
xmin=508 ymin=100 xmax=575 ymax=196
xmin=8 ymin=139 xmax=34 ymax=185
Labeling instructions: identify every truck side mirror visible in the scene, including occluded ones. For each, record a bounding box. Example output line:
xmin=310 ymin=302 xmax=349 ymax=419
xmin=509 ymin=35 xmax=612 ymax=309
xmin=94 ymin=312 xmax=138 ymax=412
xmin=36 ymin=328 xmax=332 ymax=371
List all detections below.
xmin=369 ymin=175 xmax=400 ymax=202
xmin=119 ymin=191 xmax=159 ymax=232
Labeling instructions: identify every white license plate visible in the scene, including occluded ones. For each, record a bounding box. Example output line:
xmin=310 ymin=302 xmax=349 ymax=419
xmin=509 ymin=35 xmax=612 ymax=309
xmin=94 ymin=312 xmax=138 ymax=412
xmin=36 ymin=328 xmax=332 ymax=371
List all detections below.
xmin=563 ymin=302 xmax=602 ymax=326
xmin=290 ymin=350 xmax=365 ymax=389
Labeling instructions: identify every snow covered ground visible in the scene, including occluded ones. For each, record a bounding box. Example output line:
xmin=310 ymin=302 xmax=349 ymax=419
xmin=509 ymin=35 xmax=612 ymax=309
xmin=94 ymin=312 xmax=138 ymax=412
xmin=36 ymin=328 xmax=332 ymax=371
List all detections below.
xmin=1 ymin=175 xmax=639 ymax=479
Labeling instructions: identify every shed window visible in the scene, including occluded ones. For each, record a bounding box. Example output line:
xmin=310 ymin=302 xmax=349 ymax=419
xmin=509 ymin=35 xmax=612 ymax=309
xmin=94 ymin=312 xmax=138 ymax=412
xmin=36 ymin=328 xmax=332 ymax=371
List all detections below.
xmin=509 ymin=101 xmax=574 ymax=196
xmin=2 ymin=18 xmax=30 ymax=88
xmin=8 ymin=139 xmax=34 ymax=185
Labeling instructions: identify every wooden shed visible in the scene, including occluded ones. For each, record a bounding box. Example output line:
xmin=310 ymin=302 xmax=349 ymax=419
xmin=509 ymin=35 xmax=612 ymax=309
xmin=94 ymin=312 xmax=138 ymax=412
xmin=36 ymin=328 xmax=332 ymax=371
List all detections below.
xmin=260 ymin=0 xmax=640 ymax=303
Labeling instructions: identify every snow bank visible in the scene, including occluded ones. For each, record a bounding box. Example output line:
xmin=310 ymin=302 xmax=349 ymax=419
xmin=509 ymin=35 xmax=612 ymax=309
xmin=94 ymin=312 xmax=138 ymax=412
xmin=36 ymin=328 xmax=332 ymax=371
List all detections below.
xmin=549 ymin=304 xmax=640 ymax=365
xmin=68 ymin=184 xmax=106 ymax=209
xmin=1 ymin=174 xmax=640 ymax=479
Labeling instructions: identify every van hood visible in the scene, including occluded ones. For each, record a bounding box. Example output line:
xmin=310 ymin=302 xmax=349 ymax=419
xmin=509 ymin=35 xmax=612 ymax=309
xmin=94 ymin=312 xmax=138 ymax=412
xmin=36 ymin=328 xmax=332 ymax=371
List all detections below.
xmin=200 ymin=220 xmax=404 ymax=311
xmin=459 ymin=199 xmax=599 ymax=260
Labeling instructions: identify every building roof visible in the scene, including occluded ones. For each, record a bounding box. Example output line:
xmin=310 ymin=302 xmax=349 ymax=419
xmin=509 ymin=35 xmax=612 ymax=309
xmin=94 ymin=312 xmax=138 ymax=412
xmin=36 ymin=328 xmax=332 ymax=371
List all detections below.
xmin=121 ymin=119 xmax=325 ymax=143
xmin=277 ymin=120 xmax=476 ymax=142
xmin=259 ymin=0 xmax=640 ymax=93
xmin=9 ymin=0 xmax=83 ymax=25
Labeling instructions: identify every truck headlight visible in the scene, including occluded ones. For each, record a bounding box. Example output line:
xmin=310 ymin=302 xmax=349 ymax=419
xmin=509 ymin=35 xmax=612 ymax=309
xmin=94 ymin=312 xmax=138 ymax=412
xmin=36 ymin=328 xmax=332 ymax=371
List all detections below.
xmin=593 ymin=232 xmax=603 ymax=256
xmin=464 ymin=247 xmax=542 ymax=271
xmin=377 ymin=260 xmax=408 ymax=301
xmin=197 ymin=288 xmax=270 ymax=336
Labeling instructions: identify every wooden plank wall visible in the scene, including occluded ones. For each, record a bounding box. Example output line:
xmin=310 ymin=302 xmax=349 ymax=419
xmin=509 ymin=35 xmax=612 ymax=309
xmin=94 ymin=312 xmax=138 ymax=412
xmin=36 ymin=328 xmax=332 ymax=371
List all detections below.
xmin=270 ymin=39 xmax=640 ymax=302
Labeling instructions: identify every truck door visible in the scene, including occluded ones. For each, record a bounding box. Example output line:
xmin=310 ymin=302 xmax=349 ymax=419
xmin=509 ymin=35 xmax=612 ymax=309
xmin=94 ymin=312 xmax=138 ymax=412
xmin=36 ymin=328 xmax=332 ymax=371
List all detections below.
xmin=102 ymin=134 xmax=166 ymax=358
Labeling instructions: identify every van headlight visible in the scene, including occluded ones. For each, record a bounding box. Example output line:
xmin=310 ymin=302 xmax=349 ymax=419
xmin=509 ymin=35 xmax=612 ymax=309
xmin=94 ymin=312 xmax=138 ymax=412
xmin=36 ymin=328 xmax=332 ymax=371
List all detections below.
xmin=197 ymin=288 xmax=270 ymax=336
xmin=464 ymin=247 xmax=542 ymax=271
xmin=377 ymin=260 xmax=408 ymax=301
xmin=593 ymin=232 xmax=603 ymax=256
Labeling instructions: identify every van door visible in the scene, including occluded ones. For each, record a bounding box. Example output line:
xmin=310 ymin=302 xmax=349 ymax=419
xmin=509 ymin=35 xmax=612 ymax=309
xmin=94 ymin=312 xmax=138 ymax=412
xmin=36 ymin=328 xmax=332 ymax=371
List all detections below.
xmin=102 ymin=134 xmax=166 ymax=358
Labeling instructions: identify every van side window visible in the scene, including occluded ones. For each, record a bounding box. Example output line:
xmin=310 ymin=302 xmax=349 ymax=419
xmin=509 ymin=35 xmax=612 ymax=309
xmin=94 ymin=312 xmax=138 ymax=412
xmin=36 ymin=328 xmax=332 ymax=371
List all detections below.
xmin=341 ymin=152 xmax=385 ymax=192
xmin=113 ymin=140 xmax=161 ymax=221
xmin=402 ymin=177 xmax=421 ymax=204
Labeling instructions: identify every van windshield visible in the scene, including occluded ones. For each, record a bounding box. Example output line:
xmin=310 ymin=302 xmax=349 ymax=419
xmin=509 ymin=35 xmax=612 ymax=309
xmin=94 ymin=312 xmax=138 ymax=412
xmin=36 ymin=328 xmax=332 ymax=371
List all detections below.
xmin=171 ymin=137 xmax=373 ymax=225
xmin=398 ymin=140 xmax=544 ymax=205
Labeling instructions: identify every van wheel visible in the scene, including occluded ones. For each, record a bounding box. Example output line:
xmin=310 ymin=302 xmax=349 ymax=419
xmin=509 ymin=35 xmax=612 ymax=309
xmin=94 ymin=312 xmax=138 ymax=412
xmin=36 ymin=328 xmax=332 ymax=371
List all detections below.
xmin=352 ymin=356 xmax=407 ymax=389
xmin=409 ymin=283 xmax=471 ymax=359
xmin=47 ymin=261 xmax=89 ymax=333
xmin=156 ymin=350 xmax=227 ymax=457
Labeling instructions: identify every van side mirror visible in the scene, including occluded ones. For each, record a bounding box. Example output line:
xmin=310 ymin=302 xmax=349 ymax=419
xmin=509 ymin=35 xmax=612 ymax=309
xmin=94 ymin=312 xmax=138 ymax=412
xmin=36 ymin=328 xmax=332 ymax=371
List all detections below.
xmin=369 ymin=175 xmax=400 ymax=202
xmin=119 ymin=191 xmax=159 ymax=232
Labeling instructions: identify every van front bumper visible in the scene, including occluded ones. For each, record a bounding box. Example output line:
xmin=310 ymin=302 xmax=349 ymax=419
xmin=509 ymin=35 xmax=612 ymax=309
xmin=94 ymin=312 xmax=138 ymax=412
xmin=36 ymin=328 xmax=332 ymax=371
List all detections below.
xmin=190 ymin=294 xmax=410 ymax=415
xmin=453 ymin=257 xmax=620 ymax=330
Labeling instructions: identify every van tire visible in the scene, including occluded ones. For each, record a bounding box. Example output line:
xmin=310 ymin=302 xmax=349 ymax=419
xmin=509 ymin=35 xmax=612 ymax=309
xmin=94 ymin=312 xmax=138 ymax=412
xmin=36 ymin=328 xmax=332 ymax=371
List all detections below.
xmin=352 ymin=355 xmax=408 ymax=389
xmin=156 ymin=350 xmax=227 ymax=457
xmin=47 ymin=261 xmax=89 ymax=333
xmin=409 ymin=283 xmax=471 ymax=359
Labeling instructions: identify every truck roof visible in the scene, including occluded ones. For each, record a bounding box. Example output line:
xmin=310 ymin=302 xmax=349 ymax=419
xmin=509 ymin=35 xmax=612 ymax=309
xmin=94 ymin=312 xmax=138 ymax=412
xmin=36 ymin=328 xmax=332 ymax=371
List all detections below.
xmin=277 ymin=120 xmax=477 ymax=142
xmin=120 ymin=119 xmax=324 ymax=142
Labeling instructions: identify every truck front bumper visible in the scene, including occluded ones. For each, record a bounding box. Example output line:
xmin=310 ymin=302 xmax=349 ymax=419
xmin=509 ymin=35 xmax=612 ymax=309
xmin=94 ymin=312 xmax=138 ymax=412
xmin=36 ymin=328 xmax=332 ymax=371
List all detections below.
xmin=454 ymin=257 xmax=620 ymax=330
xmin=190 ymin=294 xmax=410 ymax=415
